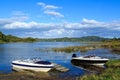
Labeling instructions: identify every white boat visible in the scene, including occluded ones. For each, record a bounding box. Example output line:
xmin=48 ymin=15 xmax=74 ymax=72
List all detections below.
xmin=71 ymin=54 xmax=109 ymax=66
xmin=12 ymin=59 xmax=54 ymax=72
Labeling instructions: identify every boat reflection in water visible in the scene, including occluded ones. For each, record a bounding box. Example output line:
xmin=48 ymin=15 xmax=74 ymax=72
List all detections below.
xmin=71 ymin=61 xmax=105 ymax=73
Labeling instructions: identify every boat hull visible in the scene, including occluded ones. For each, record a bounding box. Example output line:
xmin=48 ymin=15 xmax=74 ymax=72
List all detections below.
xmin=71 ymin=59 xmax=108 ymax=66
xmin=12 ymin=62 xmax=53 ymax=72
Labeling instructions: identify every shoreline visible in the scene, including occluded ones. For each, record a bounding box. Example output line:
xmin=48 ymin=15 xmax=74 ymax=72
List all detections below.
xmin=0 ymin=59 xmax=120 ymax=80
xmin=0 ymin=41 xmax=120 ymax=80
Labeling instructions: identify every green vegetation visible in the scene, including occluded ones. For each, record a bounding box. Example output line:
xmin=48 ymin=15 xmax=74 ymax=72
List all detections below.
xmin=0 ymin=31 xmax=39 ymax=43
xmin=105 ymin=59 xmax=120 ymax=68
xmin=51 ymin=39 xmax=120 ymax=53
xmin=0 ymin=32 xmax=7 ymax=43
xmin=0 ymin=71 xmax=57 ymax=80
xmin=80 ymin=59 xmax=120 ymax=80
xmin=52 ymin=45 xmax=99 ymax=53
xmin=39 ymin=36 xmax=120 ymax=53
xmin=39 ymin=36 xmax=108 ymax=42
xmin=1 ymin=31 xmax=110 ymax=43
xmin=101 ymin=40 xmax=120 ymax=53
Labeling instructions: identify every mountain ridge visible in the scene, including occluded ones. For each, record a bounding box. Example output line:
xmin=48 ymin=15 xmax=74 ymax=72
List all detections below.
xmin=1 ymin=31 xmax=119 ymax=43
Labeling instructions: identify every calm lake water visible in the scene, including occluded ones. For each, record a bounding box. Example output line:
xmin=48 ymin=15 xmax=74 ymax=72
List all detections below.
xmin=0 ymin=42 xmax=120 ymax=78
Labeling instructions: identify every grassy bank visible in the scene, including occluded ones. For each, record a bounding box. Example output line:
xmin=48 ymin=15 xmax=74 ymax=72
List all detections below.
xmin=80 ymin=59 xmax=120 ymax=80
xmin=51 ymin=41 xmax=120 ymax=53
xmin=0 ymin=59 xmax=120 ymax=80
xmin=0 ymin=71 xmax=61 ymax=80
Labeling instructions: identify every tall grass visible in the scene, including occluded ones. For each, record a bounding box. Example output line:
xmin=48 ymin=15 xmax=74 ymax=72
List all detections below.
xmin=52 ymin=45 xmax=98 ymax=53
xmin=51 ymin=41 xmax=120 ymax=53
xmin=80 ymin=59 xmax=120 ymax=80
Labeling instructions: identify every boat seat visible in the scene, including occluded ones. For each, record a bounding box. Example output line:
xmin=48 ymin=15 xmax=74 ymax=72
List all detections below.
xmin=35 ymin=61 xmax=51 ymax=65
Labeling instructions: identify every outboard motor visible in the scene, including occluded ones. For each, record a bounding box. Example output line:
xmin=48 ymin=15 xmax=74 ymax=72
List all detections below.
xmin=72 ymin=54 xmax=77 ymax=58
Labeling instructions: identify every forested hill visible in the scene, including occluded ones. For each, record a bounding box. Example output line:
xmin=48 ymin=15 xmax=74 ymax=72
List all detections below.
xmin=1 ymin=31 xmax=118 ymax=43
xmin=0 ymin=32 xmax=38 ymax=43
xmin=39 ymin=36 xmax=109 ymax=42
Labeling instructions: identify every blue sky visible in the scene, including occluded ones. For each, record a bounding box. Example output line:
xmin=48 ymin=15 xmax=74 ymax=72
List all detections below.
xmin=0 ymin=0 xmax=120 ymax=38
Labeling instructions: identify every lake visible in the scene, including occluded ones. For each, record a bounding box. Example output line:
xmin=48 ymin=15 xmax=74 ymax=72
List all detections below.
xmin=0 ymin=42 xmax=120 ymax=78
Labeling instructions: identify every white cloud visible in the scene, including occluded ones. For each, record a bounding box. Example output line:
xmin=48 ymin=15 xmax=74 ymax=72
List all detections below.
xmin=45 ymin=5 xmax=59 ymax=10
xmin=44 ymin=29 xmax=64 ymax=36
xmin=42 ymin=29 xmax=74 ymax=38
xmin=23 ymin=31 xmax=41 ymax=38
xmin=1 ymin=18 xmax=120 ymax=31
xmin=0 ymin=11 xmax=29 ymax=28
xmin=37 ymin=2 xmax=59 ymax=10
xmin=63 ymin=19 xmax=120 ymax=30
xmin=37 ymin=2 xmax=45 ymax=7
xmin=4 ymin=22 xmax=35 ymax=29
xmin=44 ymin=11 xmax=64 ymax=17
xmin=1 ymin=17 xmax=120 ymax=38
xmin=0 ymin=16 xmax=28 ymax=26
xmin=3 ymin=21 xmax=57 ymax=29
xmin=22 ymin=29 xmax=74 ymax=38
xmin=82 ymin=18 xmax=100 ymax=24
xmin=37 ymin=2 xmax=64 ymax=18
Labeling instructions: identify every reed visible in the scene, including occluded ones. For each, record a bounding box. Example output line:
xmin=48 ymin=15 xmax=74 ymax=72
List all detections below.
xmin=52 ymin=45 xmax=98 ymax=53
xmin=51 ymin=41 xmax=120 ymax=53
xmin=105 ymin=59 xmax=120 ymax=68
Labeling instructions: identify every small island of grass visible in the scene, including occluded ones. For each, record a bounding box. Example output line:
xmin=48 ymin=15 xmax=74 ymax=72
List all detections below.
xmin=51 ymin=39 xmax=120 ymax=53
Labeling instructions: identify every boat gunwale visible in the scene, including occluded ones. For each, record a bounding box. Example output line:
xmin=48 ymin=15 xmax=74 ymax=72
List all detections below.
xmin=12 ymin=62 xmax=54 ymax=68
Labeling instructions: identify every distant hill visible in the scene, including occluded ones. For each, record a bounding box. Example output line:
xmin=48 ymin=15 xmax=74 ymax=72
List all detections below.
xmin=1 ymin=31 xmax=116 ymax=43
xmin=79 ymin=36 xmax=108 ymax=42
xmin=39 ymin=36 xmax=109 ymax=42
xmin=0 ymin=32 xmax=7 ymax=43
xmin=0 ymin=32 xmax=38 ymax=43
